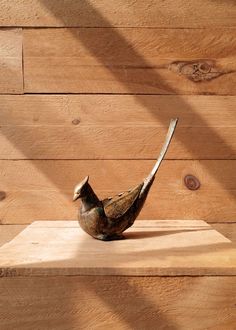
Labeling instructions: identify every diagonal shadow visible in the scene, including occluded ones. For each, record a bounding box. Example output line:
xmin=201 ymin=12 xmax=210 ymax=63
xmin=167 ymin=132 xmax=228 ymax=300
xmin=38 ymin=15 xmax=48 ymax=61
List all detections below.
xmin=39 ymin=0 xmax=236 ymax=165
xmin=1 ymin=223 xmax=234 ymax=329
xmin=0 ymin=0 xmax=235 ymax=225
xmin=0 ymin=0 xmax=235 ymax=328
xmin=1 ymin=224 xmax=235 ymax=329
xmin=37 ymin=1 xmax=235 ymax=327
xmin=4 ymin=0 xmax=235 ymax=196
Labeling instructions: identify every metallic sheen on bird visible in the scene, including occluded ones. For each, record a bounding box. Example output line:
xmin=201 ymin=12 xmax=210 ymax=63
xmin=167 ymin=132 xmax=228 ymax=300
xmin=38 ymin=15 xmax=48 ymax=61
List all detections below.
xmin=73 ymin=118 xmax=178 ymax=241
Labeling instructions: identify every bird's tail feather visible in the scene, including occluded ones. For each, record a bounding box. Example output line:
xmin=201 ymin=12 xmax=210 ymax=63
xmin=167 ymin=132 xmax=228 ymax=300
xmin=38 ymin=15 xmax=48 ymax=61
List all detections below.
xmin=140 ymin=118 xmax=178 ymax=196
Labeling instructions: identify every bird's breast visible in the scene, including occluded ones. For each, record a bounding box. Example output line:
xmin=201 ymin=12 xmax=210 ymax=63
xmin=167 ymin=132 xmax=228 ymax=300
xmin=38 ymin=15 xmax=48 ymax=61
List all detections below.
xmin=78 ymin=206 xmax=107 ymax=237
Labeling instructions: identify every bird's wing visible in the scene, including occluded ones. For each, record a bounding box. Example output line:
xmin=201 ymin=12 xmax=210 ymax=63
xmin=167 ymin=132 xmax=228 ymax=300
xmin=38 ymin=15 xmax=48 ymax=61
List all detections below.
xmin=102 ymin=183 xmax=143 ymax=219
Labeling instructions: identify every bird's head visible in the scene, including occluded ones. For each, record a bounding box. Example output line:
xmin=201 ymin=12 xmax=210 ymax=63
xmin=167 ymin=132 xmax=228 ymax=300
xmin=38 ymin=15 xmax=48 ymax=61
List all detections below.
xmin=73 ymin=176 xmax=89 ymax=201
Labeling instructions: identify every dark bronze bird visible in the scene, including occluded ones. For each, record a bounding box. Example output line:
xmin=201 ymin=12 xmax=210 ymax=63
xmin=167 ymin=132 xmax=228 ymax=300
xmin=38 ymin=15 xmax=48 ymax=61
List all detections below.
xmin=73 ymin=118 xmax=178 ymax=241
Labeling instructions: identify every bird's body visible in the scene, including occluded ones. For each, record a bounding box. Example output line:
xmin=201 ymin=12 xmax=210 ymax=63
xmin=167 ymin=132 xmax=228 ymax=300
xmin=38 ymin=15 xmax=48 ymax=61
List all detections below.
xmin=73 ymin=119 xmax=178 ymax=241
xmin=77 ymin=181 xmax=150 ymax=240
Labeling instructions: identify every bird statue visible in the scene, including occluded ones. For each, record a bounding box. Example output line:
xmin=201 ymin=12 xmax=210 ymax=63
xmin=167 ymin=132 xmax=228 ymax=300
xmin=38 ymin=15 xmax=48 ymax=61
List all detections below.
xmin=73 ymin=118 xmax=178 ymax=241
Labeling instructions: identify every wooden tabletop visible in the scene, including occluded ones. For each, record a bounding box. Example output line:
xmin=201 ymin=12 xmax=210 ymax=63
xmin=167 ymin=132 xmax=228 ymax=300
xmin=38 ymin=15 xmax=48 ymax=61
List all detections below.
xmin=0 ymin=220 xmax=235 ymax=277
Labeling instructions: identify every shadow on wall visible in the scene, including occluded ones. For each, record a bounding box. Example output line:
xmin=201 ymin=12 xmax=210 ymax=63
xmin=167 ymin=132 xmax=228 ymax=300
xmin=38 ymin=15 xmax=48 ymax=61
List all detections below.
xmin=0 ymin=0 xmax=231 ymax=328
xmin=0 ymin=0 xmax=234 ymax=226
xmin=1 ymin=0 xmax=234 ymax=205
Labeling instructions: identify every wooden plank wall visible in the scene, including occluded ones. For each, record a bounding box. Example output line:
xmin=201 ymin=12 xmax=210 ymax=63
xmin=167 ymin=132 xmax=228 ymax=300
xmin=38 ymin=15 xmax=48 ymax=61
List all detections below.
xmin=1 ymin=276 xmax=236 ymax=329
xmin=0 ymin=1 xmax=235 ymax=235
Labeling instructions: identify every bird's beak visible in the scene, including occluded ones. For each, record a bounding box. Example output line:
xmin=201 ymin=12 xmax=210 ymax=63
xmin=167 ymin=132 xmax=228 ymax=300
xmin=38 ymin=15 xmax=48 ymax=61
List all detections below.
xmin=73 ymin=193 xmax=80 ymax=201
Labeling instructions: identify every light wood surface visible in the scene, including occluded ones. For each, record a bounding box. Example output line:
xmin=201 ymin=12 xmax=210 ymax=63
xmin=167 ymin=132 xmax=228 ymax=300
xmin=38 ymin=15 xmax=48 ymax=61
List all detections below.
xmin=0 ymin=160 xmax=235 ymax=224
xmin=0 ymin=94 xmax=235 ymax=126
xmin=0 ymin=3 xmax=235 ymax=329
xmin=0 ymin=220 xmax=235 ymax=276
xmin=0 ymin=94 xmax=235 ymax=161
xmin=0 ymin=95 xmax=234 ymax=224
xmin=0 ymin=28 xmax=22 ymax=94
xmin=0 ymin=276 xmax=236 ymax=330
xmin=0 ymin=0 xmax=235 ymax=28
xmin=1 ymin=126 xmax=235 ymax=159
xmin=1 ymin=223 xmax=236 ymax=249
xmin=23 ymin=28 xmax=236 ymax=94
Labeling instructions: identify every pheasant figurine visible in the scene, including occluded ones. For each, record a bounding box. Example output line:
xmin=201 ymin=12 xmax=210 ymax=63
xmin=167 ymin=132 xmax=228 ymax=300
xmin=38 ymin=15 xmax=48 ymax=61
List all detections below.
xmin=73 ymin=118 xmax=178 ymax=241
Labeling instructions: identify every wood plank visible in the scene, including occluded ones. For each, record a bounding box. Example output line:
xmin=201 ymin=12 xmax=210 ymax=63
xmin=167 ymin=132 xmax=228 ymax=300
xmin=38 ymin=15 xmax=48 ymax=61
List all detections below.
xmin=0 ymin=94 xmax=235 ymax=127
xmin=0 ymin=276 xmax=235 ymax=329
xmin=23 ymin=28 xmax=236 ymax=94
xmin=0 ymin=220 xmax=235 ymax=276
xmin=0 ymin=28 xmax=23 ymax=94
xmin=0 ymin=94 xmax=235 ymax=161
xmin=1 ymin=223 xmax=235 ymax=247
xmin=0 ymin=94 xmax=235 ymax=160
xmin=0 ymin=0 xmax=236 ymax=28
xmin=0 ymin=160 xmax=235 ymax=223
xmin=1 ymin=189 xmax=235 ymax=224
xmin=0 ymin=125 xmax=235 ymax=159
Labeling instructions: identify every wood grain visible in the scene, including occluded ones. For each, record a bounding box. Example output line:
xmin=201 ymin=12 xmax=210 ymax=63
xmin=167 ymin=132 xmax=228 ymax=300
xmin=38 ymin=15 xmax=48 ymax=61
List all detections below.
xmin=0 ymin=0 xmax=236 ymax=28
xmin=0 ymin=28 xmax=22 ymax=94
xmin=0 ymin=5 xmax=235 ymax=329
xmin=23 ymin=28 xmax=236 ymax=94
xmin=0 ymin=94 xmax=235 ymax=160
xmin=0 ymin=276 xmax=235 ymax=330
xmin=0 ymin=160 xmax=235 ymax=223
xmin=1 ymin=223 xmax=235 ymax=248
xmin=0 ymin=125 xmax=235 ymax=159
xmin=0 ymin=221 xmax=236 ymax=246
xmin=0 ymin=94 xmax=235 ymax=127
xmin=0 ymin=220 xmax=235 ymax=276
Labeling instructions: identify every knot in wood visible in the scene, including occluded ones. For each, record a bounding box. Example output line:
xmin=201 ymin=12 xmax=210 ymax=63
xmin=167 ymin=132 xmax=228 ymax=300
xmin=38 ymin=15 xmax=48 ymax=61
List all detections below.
xmin=169 ymin=60 xmax=223 ymax=82
xmin=72 ymin=118 xmax=80 ymax=125
xmin=198 ymin=62 xmax=211 ymax=74
xmin=180 ymin=61 xmax=212 ymax=82
xmin=184 ymin=175 xmax=200 ymax=191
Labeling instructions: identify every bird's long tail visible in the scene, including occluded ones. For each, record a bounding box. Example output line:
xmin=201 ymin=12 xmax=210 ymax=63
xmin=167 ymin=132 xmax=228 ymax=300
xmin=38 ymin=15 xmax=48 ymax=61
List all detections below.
xmin=140 ymin=118 xmax=178 ymax=196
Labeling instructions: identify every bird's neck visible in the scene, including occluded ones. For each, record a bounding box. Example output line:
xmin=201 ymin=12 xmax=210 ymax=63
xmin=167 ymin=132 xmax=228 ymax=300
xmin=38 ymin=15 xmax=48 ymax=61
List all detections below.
xmin=81 ymin=184 xmax=100 ymax=212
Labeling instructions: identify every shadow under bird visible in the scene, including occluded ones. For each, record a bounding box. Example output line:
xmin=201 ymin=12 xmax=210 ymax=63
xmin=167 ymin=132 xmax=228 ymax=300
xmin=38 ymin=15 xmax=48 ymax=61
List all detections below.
xmin=73 ymin=118 xmax=178 ymax=241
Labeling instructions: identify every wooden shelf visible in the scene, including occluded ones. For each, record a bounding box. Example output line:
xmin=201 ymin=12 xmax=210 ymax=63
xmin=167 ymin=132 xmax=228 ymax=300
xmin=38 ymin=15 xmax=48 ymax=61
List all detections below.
xmin=0 ymin=220 xmax=235 ymax=277
xmin=1 ymin=220 xmax=235 ymax=329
